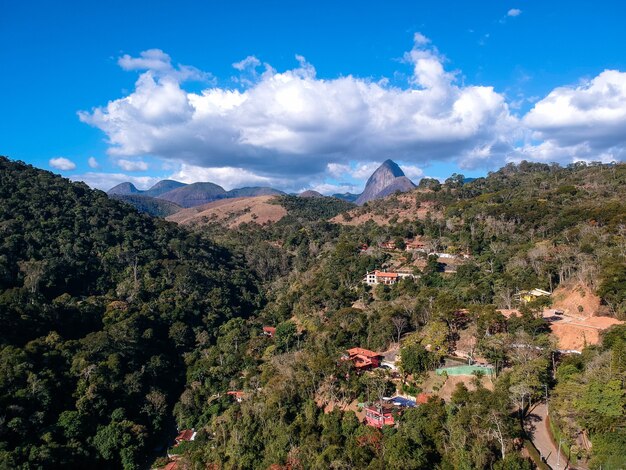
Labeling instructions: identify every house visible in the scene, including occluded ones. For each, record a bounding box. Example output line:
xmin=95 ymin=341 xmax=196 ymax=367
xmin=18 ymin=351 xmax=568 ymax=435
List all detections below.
xmin=516 ymin=288 xmax=551 ymax=303
xmin=344 ymin=347 xmax=383 ymax=370
xmin=262 ymin=326 xmax=276 ymax=338
xmin=364 ymin=270 xmax=415 ymax=286
xmin=405 ymin=240 xmax=426 ymax=251
xmin=175 ymin=429 xmax=196 ymax=445
xmin=227 ymin=390 xmax=245 ymax=403
xmin=380 ymin=241 xmax=396 ymax=250
xmin=364 ymin=403 xmax=395 ymax=428
xmin=359 ymin=243 xmax=369 ymax=252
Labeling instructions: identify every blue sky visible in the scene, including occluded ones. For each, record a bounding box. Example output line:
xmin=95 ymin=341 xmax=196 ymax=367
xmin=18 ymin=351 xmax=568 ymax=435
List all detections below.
xmin=2 ymin=0 xmax=626 ymax=193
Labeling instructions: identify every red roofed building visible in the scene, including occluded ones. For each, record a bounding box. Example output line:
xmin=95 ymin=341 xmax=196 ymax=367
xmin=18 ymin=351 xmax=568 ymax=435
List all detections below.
xmin=345 ymin=348 xmax=383 ymax=370
xmin=405 ymin=240 xmax=426 ymax=251
xmin=364 ymin=270 xmax=415 ymax=286
xmin=263 ymin=326 xmax=276 ymax=338
xmin=227 ymin=390 xmax=245 ymax=402
xmin=175 ymin=429 xmax=196 ymax=445
xmin=364 ymin=404 xmax=395 ymax=428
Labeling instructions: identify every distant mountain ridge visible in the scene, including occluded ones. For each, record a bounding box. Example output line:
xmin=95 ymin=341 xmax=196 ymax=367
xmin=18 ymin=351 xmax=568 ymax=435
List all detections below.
xmin=355 ymin=159 xmax=416 ymax=205
xmin=108 ymin=159 xmax=413 ymax=212
xmin=107 ymin=179 xmax=285 ymax=210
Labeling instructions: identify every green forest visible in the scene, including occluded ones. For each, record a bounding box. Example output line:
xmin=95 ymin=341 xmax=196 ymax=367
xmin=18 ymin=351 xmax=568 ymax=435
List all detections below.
xmin=1 ymin=156 xmax=625 ymax=469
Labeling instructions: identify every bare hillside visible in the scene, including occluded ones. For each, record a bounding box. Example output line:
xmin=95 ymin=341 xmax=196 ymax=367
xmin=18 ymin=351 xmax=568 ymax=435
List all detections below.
xmin=166 ymin=195 xmax=287 ymax=228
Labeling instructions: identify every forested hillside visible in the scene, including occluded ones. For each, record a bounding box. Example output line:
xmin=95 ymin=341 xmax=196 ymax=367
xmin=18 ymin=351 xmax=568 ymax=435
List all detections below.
xmin=167 ymin=161 xmax=625 ymax=469
xmin=0 ymin=157 xmax=260 ymax=468
xmin=1 ymin=157 xmax=625 ymax=469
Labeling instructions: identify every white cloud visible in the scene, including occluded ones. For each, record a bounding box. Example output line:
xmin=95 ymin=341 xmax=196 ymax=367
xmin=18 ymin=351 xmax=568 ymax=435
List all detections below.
xmin=116 ymin=159 xmax=149 ymax=171
xmin=168 ymin=163 xmax=281 ymax=190
xmin=79 ymin=35 xmax=518 ymax=179
xmin=79 ymin=38 xmax=626 ymax=181
xmin=521 ymin=70 xmax=626 ymax=163
xmin=118 ymin=48 xmax=210 ymax=82
xmin=233 ymin=55 xmax=261 ymax=71
xmin=70 ymin=172 xmax=160 ymax=191
xmin=507 ymin=8 xmax=522 ymax=17
xmin=400 ymin=164 xmax=424 ymax=179
xmin=49 ymin=157 xmax=76 ymax=171
xmin=88 ymin=156 xmax=99 ymax=168
xmin=307 ymin=182 xmax=362 ymax=195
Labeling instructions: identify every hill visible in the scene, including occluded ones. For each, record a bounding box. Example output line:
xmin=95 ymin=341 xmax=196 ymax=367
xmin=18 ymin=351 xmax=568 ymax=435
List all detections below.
xmin=110 ymin=194 xmax=183 ymax=217
xmin=157 ymin=181 xmax=227 ymax=207
xmin=225 ymin=186 xmax=285 ymax=198
xmin=167 ymin=195 xmax=288 ymax=227
xmin=332 ymin=190 xmax=442 ymax=225
xmin=108 ymin=181 xmax=141 ymax=195
xmin=298 ymin=190 xmax=324 ymax=198
xmin=107 ymin=180 xmax=284 ymax=210
xmin=0 ymin=156 xmax=259 ymax=469
xmin=143 ymin=179 xmax=187 ymax=197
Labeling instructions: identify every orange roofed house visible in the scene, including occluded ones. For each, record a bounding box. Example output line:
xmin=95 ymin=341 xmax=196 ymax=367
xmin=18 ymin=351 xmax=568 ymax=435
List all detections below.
xmin=364 ymin=270 xmax=415 ymax=286
xmin=262 ymin=326 xmax=276 ymax=338
xmin=175 ymin=429 xmax=196 ymax=445
xmin=344 ymin=347 xmax=383 ymax=370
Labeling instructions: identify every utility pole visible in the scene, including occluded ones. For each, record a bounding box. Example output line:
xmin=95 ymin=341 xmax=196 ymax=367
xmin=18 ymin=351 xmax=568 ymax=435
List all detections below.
xmin=545 ymin=383 xmax=549 ymax=416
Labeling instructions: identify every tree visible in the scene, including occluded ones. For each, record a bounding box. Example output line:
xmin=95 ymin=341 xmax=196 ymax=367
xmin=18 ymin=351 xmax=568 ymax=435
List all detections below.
xmin=400 ymin=343 xmax=432 ymax=376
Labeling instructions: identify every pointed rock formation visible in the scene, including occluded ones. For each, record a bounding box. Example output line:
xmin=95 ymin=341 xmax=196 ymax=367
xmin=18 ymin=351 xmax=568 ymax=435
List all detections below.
xmin=355 ymin=159 xmax=416 ymax=205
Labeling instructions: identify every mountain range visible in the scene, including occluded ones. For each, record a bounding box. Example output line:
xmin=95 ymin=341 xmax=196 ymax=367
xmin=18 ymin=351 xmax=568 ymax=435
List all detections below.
xmin=107 ymin=159 xmax=417 ymax=213
xmin=108 ymin=181 xmax=285 ymax=208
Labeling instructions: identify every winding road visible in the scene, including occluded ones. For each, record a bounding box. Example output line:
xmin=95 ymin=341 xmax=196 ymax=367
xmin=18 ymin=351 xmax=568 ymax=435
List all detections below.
xmin=525 ymin=402 xmax=587 ymax=470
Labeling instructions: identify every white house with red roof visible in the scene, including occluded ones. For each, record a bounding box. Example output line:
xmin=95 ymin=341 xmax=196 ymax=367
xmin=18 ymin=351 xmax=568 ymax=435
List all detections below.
xmin=364 ymin=270 xmax=415 ymax=286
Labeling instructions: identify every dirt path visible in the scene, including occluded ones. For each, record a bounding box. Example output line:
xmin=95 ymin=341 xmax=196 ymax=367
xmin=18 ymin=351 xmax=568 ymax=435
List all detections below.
xmin=526 ymin=402 xmax=586 ymax=470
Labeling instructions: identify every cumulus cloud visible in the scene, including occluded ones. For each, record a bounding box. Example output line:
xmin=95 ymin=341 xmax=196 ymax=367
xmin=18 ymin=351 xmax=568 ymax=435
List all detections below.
xmin=507 ymin=8 xmax=522 ymax=17
xmin=116 ymin=159 xmax=149 ymax=171
xmin=49 ymin=157 xmax=76 ymax=170
xmin=79 ymin=37 xmax=626 ymax=187
xmin=118 ymin=48 xmax=210 ymax=82
xmin=88 ymin=156 xmax=99 ymax=168
xmin=168 ymin=163 xmax=281 ymax=190
xmin=522 ymin=70 xmax=626 ymax=163
xmin=79 ymin=35 xmax=518 ymax=181
xmin=233 ymin=55 xmax=261 ymax=71
xmin=70 ymin=172 xmax=160 ymax=191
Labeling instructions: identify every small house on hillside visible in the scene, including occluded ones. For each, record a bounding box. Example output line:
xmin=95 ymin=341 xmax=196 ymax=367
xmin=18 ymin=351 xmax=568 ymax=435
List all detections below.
xmin=405 ymin=240 xmax=426 ymax=251
xmin=175 ymin=429 xmax=196 ymax=445
xmin=364 ymin=270 xmax=415 ymax=286
xmin=227 ymin=390 xmax=245 ymax=403
xmin=344 ymin=348 xmax=383 ymax=370
xmin=262 ymin=326 xmax=276 ymax=338
xmin=516 ymin=288 xmax=551 ymax=303
xmin=380 ymin=241 xmax=396 ymax=250
xmin=364 ymin=403 xmax=395 ymax=428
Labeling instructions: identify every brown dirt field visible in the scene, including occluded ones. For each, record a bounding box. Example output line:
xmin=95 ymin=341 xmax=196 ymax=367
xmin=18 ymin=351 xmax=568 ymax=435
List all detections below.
xmin=331 ymin=193 xmax=442 ymax=226
xmin=550 ymin=283 xmax=606 ymax=318
xmin=166 ymin=196 xmax=287 ymax=228
xmin=499 ymin=307 xmax=623 ymax=351
xmin=546 ymin=313 xmax=622 ymax=351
